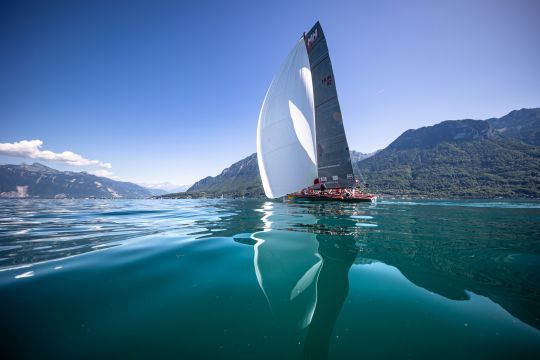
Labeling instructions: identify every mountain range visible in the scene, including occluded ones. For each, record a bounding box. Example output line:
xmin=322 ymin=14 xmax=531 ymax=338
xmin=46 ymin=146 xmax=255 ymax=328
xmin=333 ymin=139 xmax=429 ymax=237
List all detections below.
xmin=165 ymin=108 xmax=540 ymax=199
xmin=2 ymin=108 xmax=538 ymax=199
xmin=0 ymin=163 xmax=152 ymax=199
xmin=357 ymin=113 xmax=540 ymax=198
xmin=138 ymin=182 xmax=191 ymax=195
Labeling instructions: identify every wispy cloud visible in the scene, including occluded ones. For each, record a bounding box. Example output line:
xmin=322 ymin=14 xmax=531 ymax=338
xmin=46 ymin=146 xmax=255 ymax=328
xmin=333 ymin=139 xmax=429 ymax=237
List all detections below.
xmin=0 ymin=140 xmax=112 ymax=168
xmin=92 ymin=169 xmax=118 ymax=179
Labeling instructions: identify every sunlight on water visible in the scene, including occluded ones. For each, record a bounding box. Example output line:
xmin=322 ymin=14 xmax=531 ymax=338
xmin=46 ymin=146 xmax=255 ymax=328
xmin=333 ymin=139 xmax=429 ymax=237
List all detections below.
xmin=350 ymin=215 xmax=373 ymax=219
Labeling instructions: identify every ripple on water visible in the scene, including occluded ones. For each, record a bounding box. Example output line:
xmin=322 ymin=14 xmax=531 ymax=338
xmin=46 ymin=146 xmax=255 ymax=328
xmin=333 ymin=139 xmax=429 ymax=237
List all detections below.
xmin=0 ymin=198 xmax=539 ymax=359
xmin=0 ymin=199 xmax=243 ymax=270
xmin=379 ymin=199 xmax=540 ymax=209
xmin=355 ymin=223 xmax=378 ymax=227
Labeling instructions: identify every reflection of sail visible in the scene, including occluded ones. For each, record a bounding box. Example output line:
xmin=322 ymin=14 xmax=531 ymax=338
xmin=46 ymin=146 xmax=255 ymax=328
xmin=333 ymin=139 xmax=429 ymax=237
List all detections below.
xmin=302 ymin=225 xmax=359 ymax=360
xmin=232 ymin=199 xmax=540 ymax=354
xmin=251 ymin=201 xmax=361 ymax=359
xmin=252 ymin=203 xmax=322 ymax=329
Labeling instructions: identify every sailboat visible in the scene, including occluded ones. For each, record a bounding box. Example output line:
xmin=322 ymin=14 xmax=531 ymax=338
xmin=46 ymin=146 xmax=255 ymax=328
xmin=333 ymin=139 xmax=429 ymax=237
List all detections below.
xmin=257 ymin=22 xmax=376 ymax=202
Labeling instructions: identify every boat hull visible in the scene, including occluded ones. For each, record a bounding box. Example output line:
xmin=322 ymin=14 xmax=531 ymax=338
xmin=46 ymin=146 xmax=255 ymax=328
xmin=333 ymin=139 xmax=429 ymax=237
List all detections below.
xmin=287 ymin=191 xmax=377 ymax=203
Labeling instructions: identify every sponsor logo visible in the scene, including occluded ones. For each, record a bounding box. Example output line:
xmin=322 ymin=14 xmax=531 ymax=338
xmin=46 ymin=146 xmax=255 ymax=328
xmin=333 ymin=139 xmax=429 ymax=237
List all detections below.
xmin=307 ymin=28 xmax=318 ymax=49
xmin=322 ymin=74 xmax=333 ymax=86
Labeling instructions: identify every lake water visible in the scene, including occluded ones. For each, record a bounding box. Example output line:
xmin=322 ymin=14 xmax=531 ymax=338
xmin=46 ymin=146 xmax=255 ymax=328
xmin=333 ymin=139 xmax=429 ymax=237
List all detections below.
xmin=1 ymin=199 xmax=539 ymax=359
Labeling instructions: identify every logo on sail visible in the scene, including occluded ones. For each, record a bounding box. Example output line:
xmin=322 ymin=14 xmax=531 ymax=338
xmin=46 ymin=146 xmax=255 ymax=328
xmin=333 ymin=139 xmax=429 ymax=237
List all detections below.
xmin=307 ymin=28 xmax=318 ymax=49
xmin=322 ymin=74 xmax=333 ymax=87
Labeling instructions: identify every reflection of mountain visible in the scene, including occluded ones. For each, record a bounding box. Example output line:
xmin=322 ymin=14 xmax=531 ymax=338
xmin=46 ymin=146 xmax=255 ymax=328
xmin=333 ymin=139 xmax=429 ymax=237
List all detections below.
xmin=360 ymin=232 xmax=540 ymax=331
xmin=228 ymin=201 xmax=540 ymax=336
xmin=328 ymin=202 xmax=539 ymax=332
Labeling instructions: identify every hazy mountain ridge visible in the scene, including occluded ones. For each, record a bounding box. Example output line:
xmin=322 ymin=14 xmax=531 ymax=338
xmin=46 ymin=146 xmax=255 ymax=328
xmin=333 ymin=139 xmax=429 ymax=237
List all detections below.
xmin=140 ymin=182 xmax=191 ymax=194
xmin=164 ymin=108 xmax=540 ymax=199
xmin=186 ymin=153 xmax=263 ymax=197
xmin=0 ymin=163 xmax=152 ymax=198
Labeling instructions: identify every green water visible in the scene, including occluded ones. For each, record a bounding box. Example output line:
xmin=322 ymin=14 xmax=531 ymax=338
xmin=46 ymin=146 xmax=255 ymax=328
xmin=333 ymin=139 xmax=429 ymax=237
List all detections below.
xmin=1 ymin=199 xmax=539 ymax=359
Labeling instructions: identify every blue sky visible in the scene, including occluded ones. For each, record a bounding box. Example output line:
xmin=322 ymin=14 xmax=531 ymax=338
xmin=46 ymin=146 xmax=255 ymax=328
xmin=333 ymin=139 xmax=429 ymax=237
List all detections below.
xmin=1 ymin=0 xmax=539 ymax=186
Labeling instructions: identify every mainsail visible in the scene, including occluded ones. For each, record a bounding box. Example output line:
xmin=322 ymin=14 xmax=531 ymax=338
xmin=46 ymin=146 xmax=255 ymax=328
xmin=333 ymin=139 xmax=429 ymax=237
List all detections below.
xmin=257 ymin=22 xmax=354 ymax=198
xmin=305 ymin=22 xmax=355 ymax=189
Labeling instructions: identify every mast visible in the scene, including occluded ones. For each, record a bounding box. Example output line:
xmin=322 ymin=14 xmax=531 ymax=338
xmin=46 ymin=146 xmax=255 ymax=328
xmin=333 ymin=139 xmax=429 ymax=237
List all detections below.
xmin=304 ymin=22 xmax=355 ymax=188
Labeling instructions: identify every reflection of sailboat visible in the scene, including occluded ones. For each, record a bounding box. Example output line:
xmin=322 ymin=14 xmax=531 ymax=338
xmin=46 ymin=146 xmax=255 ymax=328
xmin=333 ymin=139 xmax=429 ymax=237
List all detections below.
xmin=250 ymin=202 xmax=360 ymax=359
xmin=302 ymin=232 xmax=358 ymax=360
xmin=252 ymin=229 xmax=322 ymax=329
xmin=227 ymin=200 xmax=540 ymax=355
xmin=257 ymin=22 xmax=376 ymax=202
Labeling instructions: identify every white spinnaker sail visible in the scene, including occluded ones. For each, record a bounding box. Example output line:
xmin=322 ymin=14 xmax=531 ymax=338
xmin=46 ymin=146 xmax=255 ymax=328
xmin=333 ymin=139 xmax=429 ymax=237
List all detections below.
xmin=257 ymin=38 xmax=317 ymax=198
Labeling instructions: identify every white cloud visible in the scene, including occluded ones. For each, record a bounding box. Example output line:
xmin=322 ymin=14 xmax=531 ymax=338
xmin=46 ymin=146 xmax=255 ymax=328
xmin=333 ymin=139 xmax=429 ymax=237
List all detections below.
xmin=0 ymin=139 xmax=112 ymax=168
xmin=92 ymin=170 xmax=118 ymax=179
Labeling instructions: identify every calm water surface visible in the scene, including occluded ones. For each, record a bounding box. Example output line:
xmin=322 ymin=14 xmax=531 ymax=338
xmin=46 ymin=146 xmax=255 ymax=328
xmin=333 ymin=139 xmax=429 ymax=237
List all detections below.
xmin=1 ymin=199 xmax=539 ymax=359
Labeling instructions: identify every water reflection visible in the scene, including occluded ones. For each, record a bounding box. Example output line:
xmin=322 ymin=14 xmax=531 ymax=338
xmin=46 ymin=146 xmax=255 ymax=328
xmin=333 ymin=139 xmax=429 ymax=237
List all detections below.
xmin=231 ymin=199 xmax=540 ymax=357
xmin=251 ymin=202 xmax=364 ymax=359
xmin=2 ymin=199 xmax=539 ymax=358
xmin=301 ymin=230 xmax=358 ymax=359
